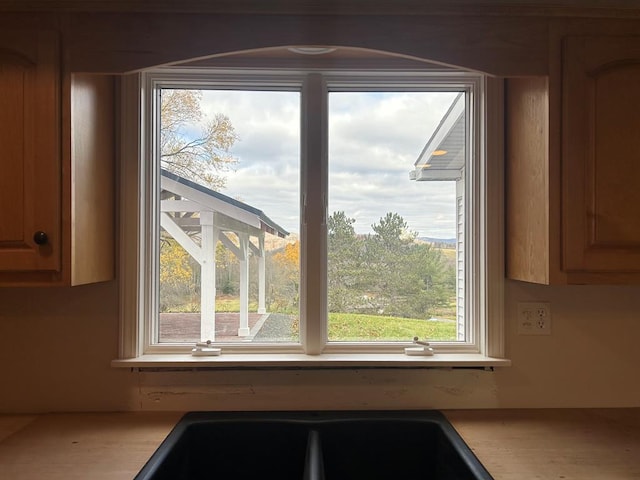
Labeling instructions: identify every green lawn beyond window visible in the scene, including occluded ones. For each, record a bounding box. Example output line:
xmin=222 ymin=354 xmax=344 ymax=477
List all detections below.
xmin=170 ymin=297 xmax=456 ymax=342
xmin=328 ymin=312 xmax=456 ymax=341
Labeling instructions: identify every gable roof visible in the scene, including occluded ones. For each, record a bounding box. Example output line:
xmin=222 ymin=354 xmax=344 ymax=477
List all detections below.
xmin=410 ymin=92 xmax=465 ymax=182
xmin=161 ymin=168 xmax=289 ymax=238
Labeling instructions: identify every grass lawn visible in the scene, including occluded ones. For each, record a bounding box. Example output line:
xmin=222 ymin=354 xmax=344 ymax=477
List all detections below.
xmin=216 ymin=296 xmax=258 ymax=312
xmin=328 ymin=312 xmax=456 ymax=342
xmin=199 ymin=296 xmax=458 ymax=342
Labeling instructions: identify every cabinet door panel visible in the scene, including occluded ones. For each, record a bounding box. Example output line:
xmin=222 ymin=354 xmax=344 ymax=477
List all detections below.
xmin=563 ymin=36 xmax=640 ymax=273
xmin=0 ymin=55 xmax=28 ymax=244
xmin=0 ymin=31 xmax=60 ymax=272
xmin=592 ymin=64 xmax=640 ymax=246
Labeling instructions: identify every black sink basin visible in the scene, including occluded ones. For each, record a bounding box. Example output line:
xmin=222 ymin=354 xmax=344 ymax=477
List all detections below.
xmin=134 ymin=411 xmax=492 ymax=480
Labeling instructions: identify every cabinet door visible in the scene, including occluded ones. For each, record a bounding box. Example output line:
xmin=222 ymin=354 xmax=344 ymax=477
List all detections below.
xmin=0 ymin=30 xmax=60 ymax=272
xmin=563 ymin=36 xmax=640 ymax=274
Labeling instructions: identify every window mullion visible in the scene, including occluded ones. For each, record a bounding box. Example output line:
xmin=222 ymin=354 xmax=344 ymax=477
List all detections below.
xmin=300 ymin=73 xmax=328 ymax=354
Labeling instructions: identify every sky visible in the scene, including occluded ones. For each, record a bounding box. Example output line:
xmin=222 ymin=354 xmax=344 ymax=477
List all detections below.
xmin=187 ymin=88 xmax=460 ymax=239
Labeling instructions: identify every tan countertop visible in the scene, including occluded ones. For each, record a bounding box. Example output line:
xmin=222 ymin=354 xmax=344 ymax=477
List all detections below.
xmin=0 ymin=409 xmax=638 ymax=479
xmin=446 ymin=409 xmax=640 ymax=479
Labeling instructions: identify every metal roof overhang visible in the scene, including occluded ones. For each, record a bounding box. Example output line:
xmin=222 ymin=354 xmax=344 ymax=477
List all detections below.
xmin=160 ymin=169 xmax=289 ymax=238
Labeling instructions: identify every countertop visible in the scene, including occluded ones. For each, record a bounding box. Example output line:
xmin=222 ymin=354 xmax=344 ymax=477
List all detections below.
xmin=0 ymin=409 xmax=638 ymax=479
xmin=445 ymin=409 xmax=640 ymax=479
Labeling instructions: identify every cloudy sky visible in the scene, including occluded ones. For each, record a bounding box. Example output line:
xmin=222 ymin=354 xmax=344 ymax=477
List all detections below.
xmin=192 ymin=88 xmax=460 ymax=239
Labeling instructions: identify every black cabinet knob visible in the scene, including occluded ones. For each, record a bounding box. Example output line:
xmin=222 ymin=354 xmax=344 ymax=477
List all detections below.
xmin=33 ymin=231 xmax=49 ymax=246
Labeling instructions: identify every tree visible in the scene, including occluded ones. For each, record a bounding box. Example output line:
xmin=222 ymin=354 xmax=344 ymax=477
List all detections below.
xmin=216 ymin=241 xmax=238 ymax=295
xmin=160 ymin=89 xmax=239 ymax=189
xmin=361 ymin=213 xmax=416 ymax=315
xmin=327 ymin=211 xmax=363 ymax=312
xmin=269 ymin=241 xmax=300 ymax=313
xmin=359 ymin=212 xmax=454 ymax=318
xmin=371 ymin=212 xmax=417 ymax=250
xmin=159 ymin=239 xmax=199 ymax=312
xmin=325 ymin=211 xmax=456 ymax=318
xmin=401 ymin=243 xmax=454 ymax=318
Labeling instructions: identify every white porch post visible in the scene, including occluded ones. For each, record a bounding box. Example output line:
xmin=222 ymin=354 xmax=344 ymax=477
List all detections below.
xmin=238 ymin=233 xmax=251 ymax=337
xmin=258 ymin=233 xmax=266 ymax=314
xmin=200 ymin=211 xmax=219 ymax=342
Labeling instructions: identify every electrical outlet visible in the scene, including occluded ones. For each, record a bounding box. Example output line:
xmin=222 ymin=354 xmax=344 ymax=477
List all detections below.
xmin=517 ymin=302 xmax=551 ymax=335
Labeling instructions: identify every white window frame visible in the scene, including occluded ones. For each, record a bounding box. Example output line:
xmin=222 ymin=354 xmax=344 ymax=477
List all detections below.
xmin=115 ymin=68 xmax=507 ymax=367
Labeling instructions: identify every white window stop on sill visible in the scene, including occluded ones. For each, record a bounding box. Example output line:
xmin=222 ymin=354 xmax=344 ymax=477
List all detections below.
xmin=192 ymin=341 xmax=221 ymax=356
xmin=404 ymin=337 xmax=434 ymax=356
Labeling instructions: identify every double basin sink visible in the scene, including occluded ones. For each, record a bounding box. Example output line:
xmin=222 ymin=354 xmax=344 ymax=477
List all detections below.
xmin=135 ymin=410 xmax=492 ymax=479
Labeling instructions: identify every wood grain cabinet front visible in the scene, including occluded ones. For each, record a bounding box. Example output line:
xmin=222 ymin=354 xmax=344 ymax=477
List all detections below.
xmin=562 ymin=36 xmax=640 ymax=277
xmin=0 ymin=29 xmax=115 ymax=286
xmin=506 ymin=35 xmax=640 ymax=284
xmin=0 ymin=30 xmax=61 ymax=276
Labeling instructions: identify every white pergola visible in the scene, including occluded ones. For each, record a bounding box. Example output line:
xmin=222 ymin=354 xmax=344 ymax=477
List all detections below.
xmin=160 ymin=169 xmax=288 ymax=342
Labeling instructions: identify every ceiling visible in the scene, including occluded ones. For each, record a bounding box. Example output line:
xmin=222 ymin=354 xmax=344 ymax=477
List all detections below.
xmin=2 ymin=0 xmax=640 ymax=17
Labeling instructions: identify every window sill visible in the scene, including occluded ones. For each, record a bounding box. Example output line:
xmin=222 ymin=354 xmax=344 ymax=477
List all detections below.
xmin=112 ymin=353 xmax=511 ymax=369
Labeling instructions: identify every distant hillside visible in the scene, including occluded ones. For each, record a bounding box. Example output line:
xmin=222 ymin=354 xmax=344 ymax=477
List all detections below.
xmin=418 ymin=237 xmax=456 ymax=246
xmin=264 ymin=232 xmax=298 ymax=251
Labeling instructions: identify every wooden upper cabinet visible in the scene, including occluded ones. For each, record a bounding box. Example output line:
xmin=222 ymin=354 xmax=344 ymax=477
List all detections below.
xmin=562 ymin=36 xmax=640 ymax=276
xmin=506 ymin=77 xmax=552 ymax=284
xmin=0 ymin=30 xmax=60 ymax=274
xmin=0 ymin=29 xmax=115 ymax=286
xmin=506 ymin=35 xmax=640 ymax=284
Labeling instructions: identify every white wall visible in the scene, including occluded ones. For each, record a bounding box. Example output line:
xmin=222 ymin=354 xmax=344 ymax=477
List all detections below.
xmin=0 ymin=279 xmax=638 ymax=412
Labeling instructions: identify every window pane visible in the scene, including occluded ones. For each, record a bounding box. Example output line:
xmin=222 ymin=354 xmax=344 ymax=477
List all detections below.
xmin=327 ymin=90 xmax=464 ymax=343
xmin=157 ymin=88 xmax=300 ymax=344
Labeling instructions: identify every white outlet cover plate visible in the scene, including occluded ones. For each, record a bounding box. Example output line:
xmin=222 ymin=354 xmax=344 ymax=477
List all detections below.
xmin=517 ymin=302 xmax=551 ymax=335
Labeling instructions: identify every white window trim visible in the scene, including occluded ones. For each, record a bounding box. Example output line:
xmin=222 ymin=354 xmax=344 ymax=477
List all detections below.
xmin=114 ymin=69 xmax=507 ymax=368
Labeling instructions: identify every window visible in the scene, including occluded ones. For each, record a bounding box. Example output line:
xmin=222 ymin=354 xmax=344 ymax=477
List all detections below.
xmin=117 ymin=65 xmax=505 ymax=364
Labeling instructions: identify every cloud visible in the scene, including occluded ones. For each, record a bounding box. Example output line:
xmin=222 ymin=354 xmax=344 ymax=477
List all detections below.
xmin=191 ymin=87 xmax=462 ymax=238
xmin=201 ymin=90 xmax=300 ymax=165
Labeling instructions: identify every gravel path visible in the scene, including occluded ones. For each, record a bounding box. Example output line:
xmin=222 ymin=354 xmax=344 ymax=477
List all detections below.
xmin=252 ymin=313 xmax=298 ymax=342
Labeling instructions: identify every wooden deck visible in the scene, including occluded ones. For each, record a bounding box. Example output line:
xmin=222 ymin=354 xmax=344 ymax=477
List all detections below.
xmin=159 ymin=312 xmax=265 ymax=343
